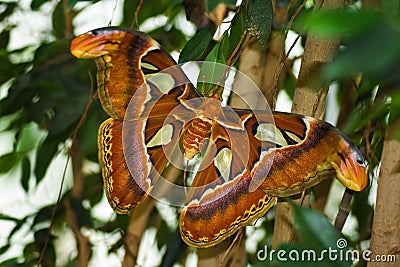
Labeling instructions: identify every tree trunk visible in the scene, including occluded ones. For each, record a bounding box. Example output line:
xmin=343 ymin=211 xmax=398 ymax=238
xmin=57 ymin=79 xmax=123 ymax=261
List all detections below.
xmin=272 ymin=0 xmax=343 ymax=248
xmin=229 ymin=38 xmax=267 ymax=109
xmin=122 ymin=197 xmax=156 ymax=266
xmin=368 ymin=118 xmax=400 ymax=266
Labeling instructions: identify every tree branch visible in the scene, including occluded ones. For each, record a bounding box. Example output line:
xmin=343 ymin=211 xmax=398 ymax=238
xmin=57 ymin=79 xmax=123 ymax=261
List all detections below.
xmin=368 ymin=118 xmax=400 ymax=266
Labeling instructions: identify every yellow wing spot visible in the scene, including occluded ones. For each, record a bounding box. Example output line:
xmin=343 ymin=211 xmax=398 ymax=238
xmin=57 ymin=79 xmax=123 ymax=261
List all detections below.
xmin=146 ymin=124 xmax=173 ymax=148
xmin=140 ymin=62 xmax=159 ymax=71
xmin=99 ymin=120 xmax=115 ymax=194
xmin=214 ymin=148 xmax=232 ymax=182
xmin=284 ymin=131 xmax=302 ymax=143
xmin=145 ymin=72 xmax=175 ymax=94
xmin=255 ymin=123 xmax=288 ymax=147
xmin=103 ymin=55 xmax=112 ymax=63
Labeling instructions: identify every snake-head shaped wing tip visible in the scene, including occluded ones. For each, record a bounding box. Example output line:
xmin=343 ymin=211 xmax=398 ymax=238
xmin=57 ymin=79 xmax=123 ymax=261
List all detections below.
xmin=70 ymin=27 xmax=138 ymax=59
xmin=331 ymin=139 xmax=368 ymax=192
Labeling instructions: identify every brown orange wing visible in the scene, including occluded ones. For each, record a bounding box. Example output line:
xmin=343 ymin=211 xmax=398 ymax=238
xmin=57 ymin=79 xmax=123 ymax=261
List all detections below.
xmin=71 ymin=27 xmax=368 ymax=248
xmin=180 ymin=110 xmax=367 ymax=247
xmin=71 ymin=27 xmax=200 ymax=212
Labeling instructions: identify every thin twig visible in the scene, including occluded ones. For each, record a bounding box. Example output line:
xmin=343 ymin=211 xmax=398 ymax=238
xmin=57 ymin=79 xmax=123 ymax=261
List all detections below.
xmin=219 ymin=229 xmax=244 ymax=267
xmin=272 ymin=0 xmax=307 ymax=100
xmin=132 ymin=0 xmax=144 ymax=29
xmin=334 ymin=188 xmax=354 ymax=232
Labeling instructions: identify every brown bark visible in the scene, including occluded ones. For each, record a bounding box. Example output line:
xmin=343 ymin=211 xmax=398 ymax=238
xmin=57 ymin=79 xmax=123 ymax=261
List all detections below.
xmin=368 ymin=118 xmax=400 ymax=266
xmin=313 ymin=77 xmax=362 ymax=212
xmin=229 ymin=30 xmax=286 ymax=110
xmin=336 ymin=77 xmax=361 ymax=128
xmin=362 ymin=0 xmax=381 ymax=10
xmin=261 ymin=30 xmax=286 ymax=109
xmin=229 ymin=38 xmax=267 ymax=109
xmin=272 ymin=0 xmax=344 ymax=248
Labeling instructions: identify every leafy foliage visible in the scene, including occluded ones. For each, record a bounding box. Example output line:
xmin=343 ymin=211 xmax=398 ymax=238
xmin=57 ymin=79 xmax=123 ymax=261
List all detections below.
xmin=244 ymin=0 xmax=273 ymax=45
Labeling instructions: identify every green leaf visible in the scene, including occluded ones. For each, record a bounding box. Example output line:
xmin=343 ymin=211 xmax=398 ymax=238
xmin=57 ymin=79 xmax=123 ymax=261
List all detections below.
xmin=178 ymin=24 xmax=216 ymax=63
xmin=0 ymin=76 xmax=36 ymax=117
xmin=31 ymin=0 xmax=51 ymax=10
xmin=34 ymin=135 xmax=60 ymax=182
xmin=389 ymin=90 xmax=400 ymax=126
xmin=228 ymin=6 xmax=245 ymax=57
xmin=283 ymin=73 xmax=297 ymax=100
xmin=0 ymin=29 xmax=10 ymax=49
xmin=323 ymin=22 xmax=400 ymax=85
xmin=8 ymin=218 xmax=27 ymax=240
xmin=33 ymin=206 xmax=54 ymax=226
xmin=0 ymin=213 xmax=21 ymax=222
xmin=78 ymin=101 xmax=106 ymax=160
xmin=83 ymin=174 xmax=103 ymax=206
xmin=295 ymin=9 xmax=382 ymax=38
xmin=342 ymin=98 xmax=389 ymax=136
xmin=0 ymin=2 xmax=17 ymax=22
xmin=70 ymin=196 xmax=93 ymax=228
xmin=352 ymin=190 xmax=373 ymax=241
xmin=0 ymin=244 xmax=11 ymax=256
xmin=197 ymin=36 xmax=229 ymax=96
xmin=244 ymin=0 xmax=273 ymax=45
xmin=16 ymin=123 xmax=42 ymax=153
xmin=149 ymin=26 xmax=187 ymax=52
xmin=381 ymin=0 xmax=400 ymax=19
xmin=292 ymin=204 xmax=342 ymax=249
xmin=52 ymin=1 xmax=65 ymax=39
xmin=32 ymin=229 xmax=56 ymax=264
xmin=0 ymin=152 xmax=20 ymax=173
xmin=122 ymin=0 xmax=171 ymax=28
xmin=20 ymin=156 xmax=31 ymax=192
xmin=156 ymin=219 xmax=174 ymax=248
